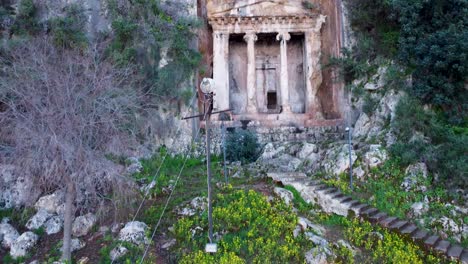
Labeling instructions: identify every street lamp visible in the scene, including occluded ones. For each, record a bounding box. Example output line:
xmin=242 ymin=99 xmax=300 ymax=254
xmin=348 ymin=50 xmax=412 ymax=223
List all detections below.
xmin=345 ymin=127 xmax=353 ymax=191
xmin=200 ymin=78 xmax=216 ymax=253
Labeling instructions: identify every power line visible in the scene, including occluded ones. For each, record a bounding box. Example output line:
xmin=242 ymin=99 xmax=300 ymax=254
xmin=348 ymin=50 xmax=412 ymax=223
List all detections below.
xmin=139 ymin=103 xmax=210 ymax=263
xmin=110 ymin=94 xmax=197 ymax=264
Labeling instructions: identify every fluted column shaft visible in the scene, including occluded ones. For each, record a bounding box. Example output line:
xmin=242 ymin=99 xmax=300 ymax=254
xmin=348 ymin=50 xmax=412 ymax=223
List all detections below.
xmin=244 ymin=32 xmax=258 ymax=113
xmin=276 ymin=31 xmax=291 ymax=113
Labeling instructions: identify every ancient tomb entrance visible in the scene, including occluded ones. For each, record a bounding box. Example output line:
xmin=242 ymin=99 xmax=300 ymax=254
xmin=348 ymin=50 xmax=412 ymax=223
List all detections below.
xmin=229 ymin=33 xmax=306 ymax=115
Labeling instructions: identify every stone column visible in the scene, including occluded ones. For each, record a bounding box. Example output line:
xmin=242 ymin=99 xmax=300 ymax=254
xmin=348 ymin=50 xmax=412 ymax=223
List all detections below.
xmin=243 ymin=32 xmax=258 ymax=113
xmin=276 ymin=31 xmax=292 ymax=113
xmin=212 ymin=31 xmax=230 ymax=111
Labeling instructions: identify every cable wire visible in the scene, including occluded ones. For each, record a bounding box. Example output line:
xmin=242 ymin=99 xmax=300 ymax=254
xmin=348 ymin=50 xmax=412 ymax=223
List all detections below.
xmin=139 ymin=96 xmax=211 ymax=263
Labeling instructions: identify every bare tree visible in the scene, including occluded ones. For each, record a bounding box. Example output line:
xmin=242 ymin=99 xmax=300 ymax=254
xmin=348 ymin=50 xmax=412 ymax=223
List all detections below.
xmin=0 ymin=37 xmax=140 ymax=261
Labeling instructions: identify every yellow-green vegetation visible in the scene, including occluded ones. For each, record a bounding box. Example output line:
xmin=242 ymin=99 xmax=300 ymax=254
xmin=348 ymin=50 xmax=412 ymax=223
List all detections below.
xmin=319 ymin=214 xmax=447 ymax=264
xmin=174 ymin=186 xmax=312 ymax=263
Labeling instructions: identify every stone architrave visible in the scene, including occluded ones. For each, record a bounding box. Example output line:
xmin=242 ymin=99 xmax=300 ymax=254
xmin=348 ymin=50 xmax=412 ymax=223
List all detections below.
xmin=276 ymin=31 xmax=292 ymax=113
xmin=243 ymin=32 xmax=258 ymax=113
xmin=212 ymin=31 xmax=230 ymax=111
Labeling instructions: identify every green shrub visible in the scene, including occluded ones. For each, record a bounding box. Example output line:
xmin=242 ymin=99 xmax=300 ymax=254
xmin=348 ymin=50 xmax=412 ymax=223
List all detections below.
xmin=11 ymin=0 xmax=40 ymax=35
xmin=49 ymin=4 xmax=87 ymax=49
xmin=225 ymin=129 xmax=260 ymax=164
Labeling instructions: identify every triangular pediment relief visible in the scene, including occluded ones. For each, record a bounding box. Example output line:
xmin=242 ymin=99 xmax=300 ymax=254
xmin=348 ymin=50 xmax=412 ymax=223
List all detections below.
xmin=207 ymin=0 xmax=317 ymax=18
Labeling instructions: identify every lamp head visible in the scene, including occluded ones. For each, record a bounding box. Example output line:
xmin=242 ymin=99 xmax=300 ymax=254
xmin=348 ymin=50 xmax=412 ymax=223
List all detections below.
xmin=345 ymin=127 xmax=350 ymax=132
xmin=200 ymin=78 xmax=215 ymax=94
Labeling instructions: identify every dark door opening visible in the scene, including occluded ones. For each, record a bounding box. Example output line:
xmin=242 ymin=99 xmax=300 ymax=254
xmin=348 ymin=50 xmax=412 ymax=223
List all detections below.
xmin=267 ymin=91 xmax=278 ymax=110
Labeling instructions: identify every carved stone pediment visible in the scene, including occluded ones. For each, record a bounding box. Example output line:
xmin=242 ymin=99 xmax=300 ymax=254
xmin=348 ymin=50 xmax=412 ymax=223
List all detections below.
xmin=207 ymin=0 xmax=317 ymax=18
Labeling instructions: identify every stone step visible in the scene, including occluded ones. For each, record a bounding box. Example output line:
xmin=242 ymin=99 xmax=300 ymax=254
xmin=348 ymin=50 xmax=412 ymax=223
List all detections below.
xmin=434 ymin=240 xmax=451 ymax=254
xmin=308 ymin=180 xmax=321 ymax=186
xmin=424 ymin=235 xmax=440 ymax=247
xmin=447 ymin=245 xmax=463 ymax=259
xmin=338 ymin=196 xmax=353 ymax=203
xmin=315 ymin=184 xmax=328 ymax=191
xmin=369 ymin=212 xmax=387 ymax=223
xmin=461 ymin=250 xmax=468 ymax=264
xmin=380 ymin=217 xmax=398 ymax=228
xmin=331 ymin=192 xmax=344 ymax=199
xmin=411 ymin=229 xmax=429 ymax=240
xmin=400 ymin=224 xmax=418 ymax=235
xmin=389 ymin=220 xmax=409 ymax=230
xmin=361 ymin=208 xmax=379 ymax=217
xmin=350 ymin=203 xmax=369 ymax=213
xmin=344 ymin=200 xmax=360 ymax=207
xmin=321 ymin=187 xmax=338 ymax=194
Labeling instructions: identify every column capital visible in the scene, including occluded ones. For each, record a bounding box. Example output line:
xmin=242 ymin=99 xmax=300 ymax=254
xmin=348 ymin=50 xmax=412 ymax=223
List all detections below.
xmin=243 ymin=32 xmax=258 ymax=43
xmin=276 ymin=31 xmax=291 ymax=42
xmin=213 ymin=31 xmax=229 ymax=38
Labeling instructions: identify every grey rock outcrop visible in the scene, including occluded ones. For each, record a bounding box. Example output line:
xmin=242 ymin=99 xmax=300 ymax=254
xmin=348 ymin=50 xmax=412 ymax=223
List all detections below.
xmin=0 ymin=222 xmax=19 ymax=249
xmin=401 ymin=163 xmax=428 ymax=192
xmin=72 ymin=213 xmax=97 ymax=237
xmin=44 ymin=216 xmax=63 ymax=235
xmin=363 ymin=145 xmax=388 ymax=169
xmin=34 ymin=192 xmax=63 ymax=214
xmin=274 ymin=187 xmax=294 ymax=206
xmin=60 ymin=238 xmax=86 ymax=253
xmin=118 ymin=221 xmax=148 ymax=245
xmin=26 ymin=209 xmax=54 ymax=230
xmin=110 ymin=246 xmax=128 ymax=261
xmin=10 ymin=231 xmax=38 ymax=258
xmin=322 ymin=144 xmax=357 ymax=176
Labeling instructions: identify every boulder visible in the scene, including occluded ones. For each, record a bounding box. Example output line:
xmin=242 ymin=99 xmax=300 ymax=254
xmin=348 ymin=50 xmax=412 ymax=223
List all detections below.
xmin=177 ymin=197 xmax=207 ymax=217
xmin=44 ymin=216 xmax=63 ymax=235
xmin=34 ymin=192 xmax=64 ymax=214
xmin=126 ymin=157 xmax=143 ymax=174
xmin=410 ymin=202 xmax=429 ymax=218
xmin=26 ymin=209 xmax=54 ymax=230
xmin=72 ymin=213 xmax=97 ymax=237
xmin=277 ymin=154 xmax=302 ymax=172
xmin=110 ymin=246 xmax=128 ymax=261
xmin=61 ymin=238 xmax=86 ymax=253
xmin=354 ymin=166 xmax=365 ymax=180
xmin=1 ymin=174 xmax=39 ymax=209
xmin=305 ymin=232 xmax=329 ymax=247
xmin=401 ymin=163 xmax=428 ymax=192
xmin=363 ymin=145 xmax=388 ymax=169
xmin=305 ymin=247 xmax=331 ymax=264
xmin=118 ymin=221 xmax=148 ymax=245
xmin=0 ymin=222 xmax=19 ymax=248
xmin=322 ymin=144 xmax=357 ymax=176
xmin=353 ymin=113 xmax=372 ymax=139
xmin=161 ymin=239 xmax=176 ymax=250
xmin=259 ymin=143 xmax=285 ymax=160
xmin=10 ymin=232 xmax=38 ymax=258
xmin=274 ymin=187 xmax=294 ymax=206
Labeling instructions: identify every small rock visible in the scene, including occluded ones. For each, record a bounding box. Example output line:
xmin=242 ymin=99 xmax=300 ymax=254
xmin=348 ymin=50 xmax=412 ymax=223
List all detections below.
xmin=401 ymin=163 xmax=428 ymax=192
xmin=44 ymin=216 xmax=63 ymax=235
xmin=336 ymin=240 xmax=356 ymax=256
xmin=363 ymin=145 xmax=388 ymax=169
xmin=118 ymin=221 xmax=148 ymax=245
xmin=77 ymin=257 xmax=90 ymax=264
xmin=127 ymin=157 xmax=143 ymax=174
xmin=305 ymin=246 xmax=331 ymax=264
xmin=297 ymin=143 xmax=319 ymax=159
xmin=410 ymin=202 xmax=429 ymax=218
xmin=60 ymin=238 xmax=86 ymax=253
xmin=2 ymin=217 xmax=10 ymax=224
xmin=10 ymin=231 xmax=38 ymax=258
xmin=298 ymin=217 xmax=313 ymax=231
xmin=305 ymin=232 xmax=329 ymax=247
xmin=26 ymin=209 xmax=54 ymax=230
xmin=274 ymin=187 xmax=294 ymax=206
xmin=110 ymin=246 xmax=128 ymax=261
xmin=111 ymin=223 xmax=123 ymax=233
xmin=99 ymin=226 xmax=110 ymax=233
xmin=293 ymin=225 xmax=301 ymax=238
xmin=354 ymin=166 xmax=365 ymax=180
xmin=161 ymin=239 xmax=176 ymax=250
xmin=34 ymin=192 xmax=63 ymax=214
xmin=72 ymin=213 xmax=97 ymax=237
xmin=0 ymin=222 xmax=20 ymax=248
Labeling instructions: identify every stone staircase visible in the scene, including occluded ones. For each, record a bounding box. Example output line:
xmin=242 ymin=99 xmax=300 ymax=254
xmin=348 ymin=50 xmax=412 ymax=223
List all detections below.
xmin=267 ymin=172 xmax=468 ymax=263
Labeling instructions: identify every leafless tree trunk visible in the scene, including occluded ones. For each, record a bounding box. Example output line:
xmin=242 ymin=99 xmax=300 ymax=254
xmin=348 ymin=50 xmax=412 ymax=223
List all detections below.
xmin=62 ymin=180 xmax=75 ymax=262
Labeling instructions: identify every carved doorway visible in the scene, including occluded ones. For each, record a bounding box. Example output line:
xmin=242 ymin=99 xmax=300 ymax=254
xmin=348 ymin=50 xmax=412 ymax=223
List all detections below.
xmin=256 ymin=55 xmax=280 ymax=113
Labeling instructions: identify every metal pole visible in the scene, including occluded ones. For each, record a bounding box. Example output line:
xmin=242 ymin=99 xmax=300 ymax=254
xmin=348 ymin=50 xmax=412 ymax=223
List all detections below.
xmin=222 ymin=122 xmax=227 ymax=183
xmin=346 ymin=127 xmax=353 ymax=191
xmin=205 ymin=97 xmax=213 ymax=243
